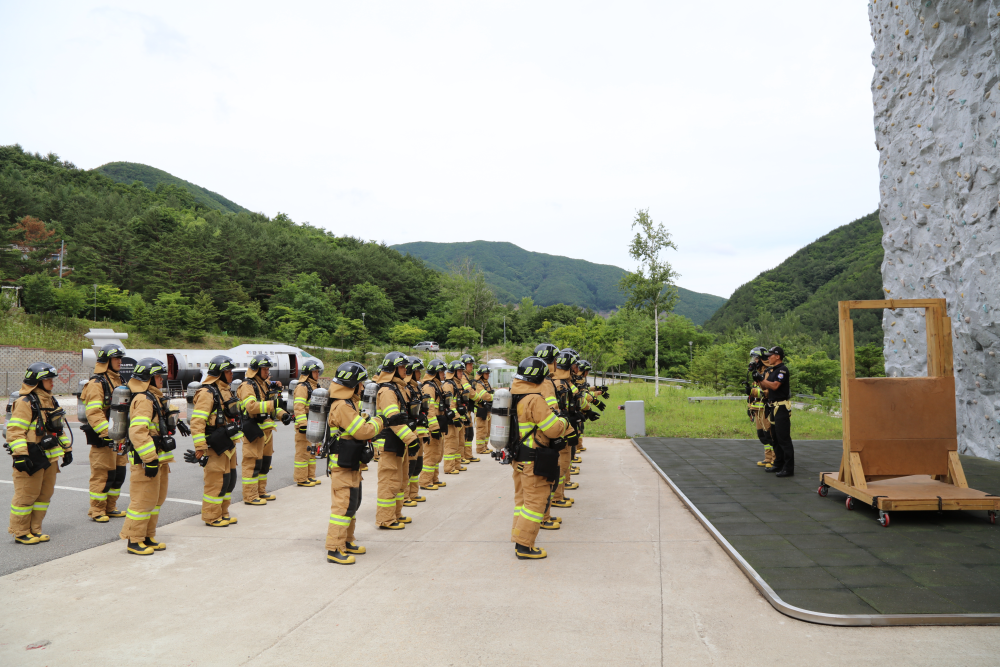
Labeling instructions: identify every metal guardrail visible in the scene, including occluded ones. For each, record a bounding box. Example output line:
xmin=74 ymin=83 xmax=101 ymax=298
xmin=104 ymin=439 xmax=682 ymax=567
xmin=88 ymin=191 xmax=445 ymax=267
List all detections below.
xmin=594 ymin=371 xmax=690 ymax=385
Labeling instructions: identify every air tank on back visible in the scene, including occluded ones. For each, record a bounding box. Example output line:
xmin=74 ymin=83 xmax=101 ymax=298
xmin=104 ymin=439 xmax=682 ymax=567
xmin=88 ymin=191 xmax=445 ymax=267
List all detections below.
xmin=362 ymin=381 xmax=378 ymax=417
xmin=76 ymin=378 xmax=89 ymax=422
xmin=489 ymin=388 xmax=512 ymax=451
xmin=107 ymin=385 xmax=132 ymax=441
xmin=306 ymin=387 xmax=330 ymax=443
xmin=2 ymin=389 xmax=20 ymax=441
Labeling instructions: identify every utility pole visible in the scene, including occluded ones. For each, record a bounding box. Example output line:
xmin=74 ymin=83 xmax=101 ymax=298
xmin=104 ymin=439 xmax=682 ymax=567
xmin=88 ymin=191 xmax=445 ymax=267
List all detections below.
xmin=94 ymin=284 xmax=98 ymax=321
xmin=689 ymin=340 xmax=693 ymax=363
xmin=503 ymin=315 xmax=506 ymax=345
xmin=58 ymin=240 xmax=64 ymax=287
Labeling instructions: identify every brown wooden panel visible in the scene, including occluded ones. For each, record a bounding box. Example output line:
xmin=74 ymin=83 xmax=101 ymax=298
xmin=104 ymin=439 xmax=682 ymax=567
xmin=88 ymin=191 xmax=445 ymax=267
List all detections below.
xmin=852 ymin=440 xmax=953 ymax=476
xmin=847 ymin=376 xmax=956 ymax=441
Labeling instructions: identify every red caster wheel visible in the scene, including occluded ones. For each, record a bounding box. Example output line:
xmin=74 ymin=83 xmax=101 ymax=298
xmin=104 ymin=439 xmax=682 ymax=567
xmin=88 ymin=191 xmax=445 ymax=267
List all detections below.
xmin=817 ymin=484 xmax=829 ymax=498
xmin=845 ymin=497 xmax=855 ymax=511
xmin=989 ymin=511 xmax=996 ymax=525
xmin=878 ymin=510 xmax=890 ymax=528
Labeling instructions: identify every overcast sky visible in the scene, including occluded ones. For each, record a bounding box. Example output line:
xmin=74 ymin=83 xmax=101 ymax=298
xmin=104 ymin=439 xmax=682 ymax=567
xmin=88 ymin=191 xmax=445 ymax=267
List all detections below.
xmin=0 ymin=2 xmax=877 ymax=299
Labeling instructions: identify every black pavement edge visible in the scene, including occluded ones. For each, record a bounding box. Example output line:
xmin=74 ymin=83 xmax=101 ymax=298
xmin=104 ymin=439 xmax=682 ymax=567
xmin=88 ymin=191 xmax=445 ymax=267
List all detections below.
xmin=630 ymin=438 xmax=1000 ymax=627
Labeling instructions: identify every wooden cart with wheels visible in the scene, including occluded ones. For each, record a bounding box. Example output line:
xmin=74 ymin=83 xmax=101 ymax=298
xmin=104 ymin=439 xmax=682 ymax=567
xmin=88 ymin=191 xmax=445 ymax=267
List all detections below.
xmin=819 ymin=299 xmax=1000 ymax=527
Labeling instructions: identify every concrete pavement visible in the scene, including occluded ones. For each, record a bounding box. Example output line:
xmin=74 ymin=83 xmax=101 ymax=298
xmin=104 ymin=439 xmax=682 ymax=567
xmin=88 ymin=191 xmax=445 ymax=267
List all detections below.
xmin=1 ymin=438 xmax=999 ymax=666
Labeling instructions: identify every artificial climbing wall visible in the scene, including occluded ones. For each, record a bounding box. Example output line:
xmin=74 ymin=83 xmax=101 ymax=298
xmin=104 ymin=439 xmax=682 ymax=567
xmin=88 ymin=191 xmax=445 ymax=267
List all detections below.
xmin=871 ymin=0 xmax=1000 ymax=460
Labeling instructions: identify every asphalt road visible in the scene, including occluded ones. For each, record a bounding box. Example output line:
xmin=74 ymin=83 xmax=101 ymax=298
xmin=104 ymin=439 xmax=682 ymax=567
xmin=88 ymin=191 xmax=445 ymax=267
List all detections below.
xmin=0 ymin=424 xmax=306 ymax=576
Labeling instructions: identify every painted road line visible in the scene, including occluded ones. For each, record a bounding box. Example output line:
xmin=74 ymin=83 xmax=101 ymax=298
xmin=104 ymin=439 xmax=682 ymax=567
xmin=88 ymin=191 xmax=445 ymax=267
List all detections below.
xmin=0 ymin=480 xmax=201 ymax=505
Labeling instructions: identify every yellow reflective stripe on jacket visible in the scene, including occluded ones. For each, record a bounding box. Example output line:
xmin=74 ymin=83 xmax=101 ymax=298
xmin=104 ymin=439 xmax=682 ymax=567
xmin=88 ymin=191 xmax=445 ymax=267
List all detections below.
xmin=380 ymin=403 xmax=401 ymax=417
xmin=344 ymin=415 xmax=366 ymax=437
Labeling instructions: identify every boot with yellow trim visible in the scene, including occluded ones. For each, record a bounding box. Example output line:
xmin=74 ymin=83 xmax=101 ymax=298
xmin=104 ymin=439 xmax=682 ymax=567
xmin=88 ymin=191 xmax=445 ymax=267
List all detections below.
xmin=445 ymin=469 xmax=460 ymax=475
xmin=107 ymin=509 xmax=126 ymax=518
xmin=540 ymin=519 xmax=561 ymax=530
xmin=551 ymin=498 xmax=573 ymax=508
xmin=515 ymin=544 xmax=547 ymax=560
xmin=145 ymin=537 xmax=166 ymax=551
xmin=403 ymin=499 xmax=418 ymax=507
xmin=244 ymin=497 xmax=267 ymax=506
xmin=14 ymin=534 xmax=40 ymax=545
xmin=397 ymin=515 xmax=412 ymax=524
xmin=205 ymin=518 xmax=230 ymax=527
xmin=297 ymin=479 xmax=319 ymax=487
xmin=420 ymin=484 xmax=439 ymax=491
xmin=457 ymin=465 xmax=468 ymax=471
xmin=308 ymin=477 xmax=322 ymax=486
xmin=379 ymin=521 xmax=405 ymax=530
xmin=127 ymin=540 xmax=154 ymax=556
xmin=459 ymin=458 xmax=470 ymax=464
xmin=35 ymin=534 xmax=50 ymax=542
xmin=569 ymin=466 xmax=580 ymax=475
xmin=93 ymin=514 xmax=110 ymax=523
xmin=413 ymin=495 xmax=426 ymax=502
xmin=360 ymin=463 xmax=369 ymax=471
xmin=345 ymin=541 xmax=366 ymax=554
xmin=435 ymin=481 xmax=446 ymax=487
xmin=468 ymin=456 xmax=480 ymax=462
xmin=565 ymin=481 xmax=579 ymax=490
xmin=571 ymin=456 xmax=582 ymax=464
xmin=261 ymin=493 xmax=276 ymax=501
xmin=327 ymin=549 xmax=356 ymax=564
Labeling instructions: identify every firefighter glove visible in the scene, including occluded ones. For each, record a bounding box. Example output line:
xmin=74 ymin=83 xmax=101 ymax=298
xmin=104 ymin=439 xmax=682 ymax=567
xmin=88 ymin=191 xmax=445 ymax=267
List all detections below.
xmin=143 ymin=461 xmax=160 ymax=478
xmin=595 ymin=400 xmax=606 ymax=411
xmin=177 ymin=420 xmax=191 ymax=437
xmin=430 ymin=430 xmax=441 ymax=439
xmin=62 ymin=451 xmax=73 ymax=466
xmin=752 ymin=371 xmax=765 ymax=383
xmin=184 ymin=449 xmax=208 ymax=466
xmin=12 ymin=456 xmax=30 ymax=473
xmin=280 ymin=412 xmax=292 ymax=425
xmin=100 ymin=436 xmax=115 ymax=448
xmin=224 ymin=422 xmax=240 ymax=438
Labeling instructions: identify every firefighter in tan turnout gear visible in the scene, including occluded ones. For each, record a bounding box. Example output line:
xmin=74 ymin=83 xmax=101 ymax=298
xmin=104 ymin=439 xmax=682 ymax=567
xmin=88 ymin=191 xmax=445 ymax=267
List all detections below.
xmin=441 ymin=360 xmax=468 ymax=474
xmin=185 ymin=355 xmax=243 ymax=527
xmin=237 ymin=355 xmax=292 ymax=505
xmin=403 ymin=356 xmax=428 ymax=506
xmin=508 ymin=356 xmax=570 ymax=560
xmin=6 ymin=362 xmax=72 ymax=545
xmin=532 ymin=342 xmax=571 ymax=529
xmin=80 ymin=343 xmax=128 ymax=522
xmin=293 ymin=360 xmax=324 ymax=486
xmin=119 ymin=358 xmax=179 ymax=555
xmin=458 ymin=354 xmax=479 ymax=463
xmin=324 ymin=361 xmax=383 ymax=564
xmin=550 ymin=349 xmax=580 ymax=512
xmin=418 ymin=358 xmax=448 ymax=491
xmin=373 ymin=352 xmax=417 ymax=529
xmin=472 ymin=364 xmax=494 ymax=456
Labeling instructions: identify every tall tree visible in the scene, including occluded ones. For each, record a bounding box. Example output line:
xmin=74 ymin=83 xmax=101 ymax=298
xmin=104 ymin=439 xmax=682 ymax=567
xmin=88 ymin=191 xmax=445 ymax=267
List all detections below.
xmin=619 ymin=209 xmax=678 ymax=396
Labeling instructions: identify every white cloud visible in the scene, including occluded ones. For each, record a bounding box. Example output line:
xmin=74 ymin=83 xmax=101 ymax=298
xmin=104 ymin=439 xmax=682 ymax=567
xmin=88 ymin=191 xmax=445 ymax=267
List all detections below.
xmin=0 ymin=0 xmax=879 ymax=299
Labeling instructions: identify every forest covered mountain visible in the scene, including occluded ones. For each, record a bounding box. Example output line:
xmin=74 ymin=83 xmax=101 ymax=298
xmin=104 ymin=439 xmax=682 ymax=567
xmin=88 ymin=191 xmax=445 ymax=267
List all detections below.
xmin=703 ymin=211 xmax=884 ymax=346
xmin=392 ymin=240 xmax=727 ymax=324
xmin=96 ymin=162 xmax=249 ymax=214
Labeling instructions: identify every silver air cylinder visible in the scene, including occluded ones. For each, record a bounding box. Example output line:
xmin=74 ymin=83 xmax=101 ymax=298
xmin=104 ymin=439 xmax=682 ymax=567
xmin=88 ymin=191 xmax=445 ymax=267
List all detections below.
xmin=2 ymin=389 xmax=19 ymax=441
xmin=106 ymin=385 xmax=132 ymax=441
xmin=362 ymin=381 xmax=378 ymax=416
xmin=185 ymin=381 xmax=202 ymax=421
xmin=489 ymin=388 xmax=512 ymax=451
xmin=305 ymin=387 xmax=330 ymax=443
xmin=76 ymin=379 xmax=89 ymax=422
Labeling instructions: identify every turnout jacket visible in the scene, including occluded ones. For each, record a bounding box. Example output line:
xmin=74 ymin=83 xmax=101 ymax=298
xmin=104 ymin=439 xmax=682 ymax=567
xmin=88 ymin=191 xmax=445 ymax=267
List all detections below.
xmin=80 ymin=362 xmax=122 ymax=437
xmin=328 ymin=383 xmax=383 ymax=448
xmin=511 ymin=379 xmax=570 ymax=449
xmin=472 ymin=375 xmax=493 ymax=405
xmin=127 ymin=378 xmax=172 ymax=465
xmin=407 ymin=374 xmax=430 ymax=442
xmin=443 ymin=372 xmax=469 ymax=424
xmin=292 ymin=374 xmax=318 ymax=430
xmin=189 ymin=376 xmax=243 ymax=457
xmin=421 ymin=377 xmax=443 ymax=435
xmin=374 ymin=371 xmax=417 ymax=447
xmin=5 ymin=383 xmax=71 ymax=460
xmin=237 ymin=370 xmax=288 ymax=434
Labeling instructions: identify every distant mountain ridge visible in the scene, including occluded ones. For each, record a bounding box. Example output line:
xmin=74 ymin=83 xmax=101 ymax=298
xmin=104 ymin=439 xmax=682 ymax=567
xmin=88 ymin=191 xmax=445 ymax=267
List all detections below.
xmin=704 ymin=210 xmax=884 ymax=345
xmin=95 ymin=162 xmax=249 ymax=214
xmin=392 ymin=240 xmax=727 ymax=324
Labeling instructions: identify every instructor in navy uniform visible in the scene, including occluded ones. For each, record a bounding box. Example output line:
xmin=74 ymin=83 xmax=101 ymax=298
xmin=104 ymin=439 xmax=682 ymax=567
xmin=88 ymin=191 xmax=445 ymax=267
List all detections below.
xmin=759 ymin=346 xmax=794 ymax=478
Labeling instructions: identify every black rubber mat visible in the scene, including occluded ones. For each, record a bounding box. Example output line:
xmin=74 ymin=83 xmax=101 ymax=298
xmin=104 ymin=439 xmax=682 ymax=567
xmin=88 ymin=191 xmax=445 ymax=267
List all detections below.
xmin=634 ymin=438 xmax=1000 ymax=615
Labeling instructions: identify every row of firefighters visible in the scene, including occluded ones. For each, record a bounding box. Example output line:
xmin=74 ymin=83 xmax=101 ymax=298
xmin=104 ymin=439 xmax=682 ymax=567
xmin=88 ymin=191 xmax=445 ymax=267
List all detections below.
xmin=4 ymin=343 xmax=608 ymax=562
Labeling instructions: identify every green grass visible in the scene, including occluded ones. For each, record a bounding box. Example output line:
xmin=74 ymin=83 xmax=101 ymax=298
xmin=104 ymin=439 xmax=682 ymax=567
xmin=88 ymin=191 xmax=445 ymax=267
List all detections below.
xmin=583 ymin=381 xmax=843 ymax=440
xmin=0 ymin=310 xmax=273 ymax=352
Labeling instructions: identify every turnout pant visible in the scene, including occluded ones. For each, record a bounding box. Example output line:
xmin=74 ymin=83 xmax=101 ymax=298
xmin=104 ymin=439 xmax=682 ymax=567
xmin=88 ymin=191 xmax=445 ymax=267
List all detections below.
xmin=550 ymin=447 xmax=572 ymax=504
xmin=242 ymin=436 xmax=265 ymax=502
xmin=119 ymin=463 xmax=170 ymax=541
xmin=475 ymin=414 xmax=491 ymax=454
xmin=88 ymin=446 xmax=127 ymax=517
xmin=325 ymin=466 xmax=362 ymax=552
xmin=419 ymin=434 xmax=443 ymax=486
xmin=376 ymin=450 xmax=408 ymax=526
xmin=258 ymin=432 xmax=274 ymax=496
xmin=293 ymin=430 xmax=312 ymax=483
xmin=463 ymin=423 xmax=474 ymax=460
xmin=753 ymin=409 xmax=774 ymax=464
xmin=8 ymin=463 xmax=58 ymax=536
xmin=442 ymin=426 xmax=463 ymax=473
xmin=511 ymin=461 xmax=552 ymax=549
xmin=406 ymin=441 xmax=423 ymax=500
xmin=202 ymin=449 xmax=238 ymax=521
xmin=769 ymin=406 xmax=794 ymax=473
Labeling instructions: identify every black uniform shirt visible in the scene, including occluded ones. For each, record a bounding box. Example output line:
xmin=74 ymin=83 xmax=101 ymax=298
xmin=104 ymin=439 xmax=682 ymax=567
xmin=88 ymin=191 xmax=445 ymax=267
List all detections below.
xmin=766 ymin=363 xmax=790 ymax=402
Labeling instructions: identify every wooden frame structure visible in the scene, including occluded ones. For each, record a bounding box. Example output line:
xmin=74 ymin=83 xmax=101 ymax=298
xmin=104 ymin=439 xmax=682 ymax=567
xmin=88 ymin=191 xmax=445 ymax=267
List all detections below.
xmin=819 ymin=299 xmax=999 ymax=527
